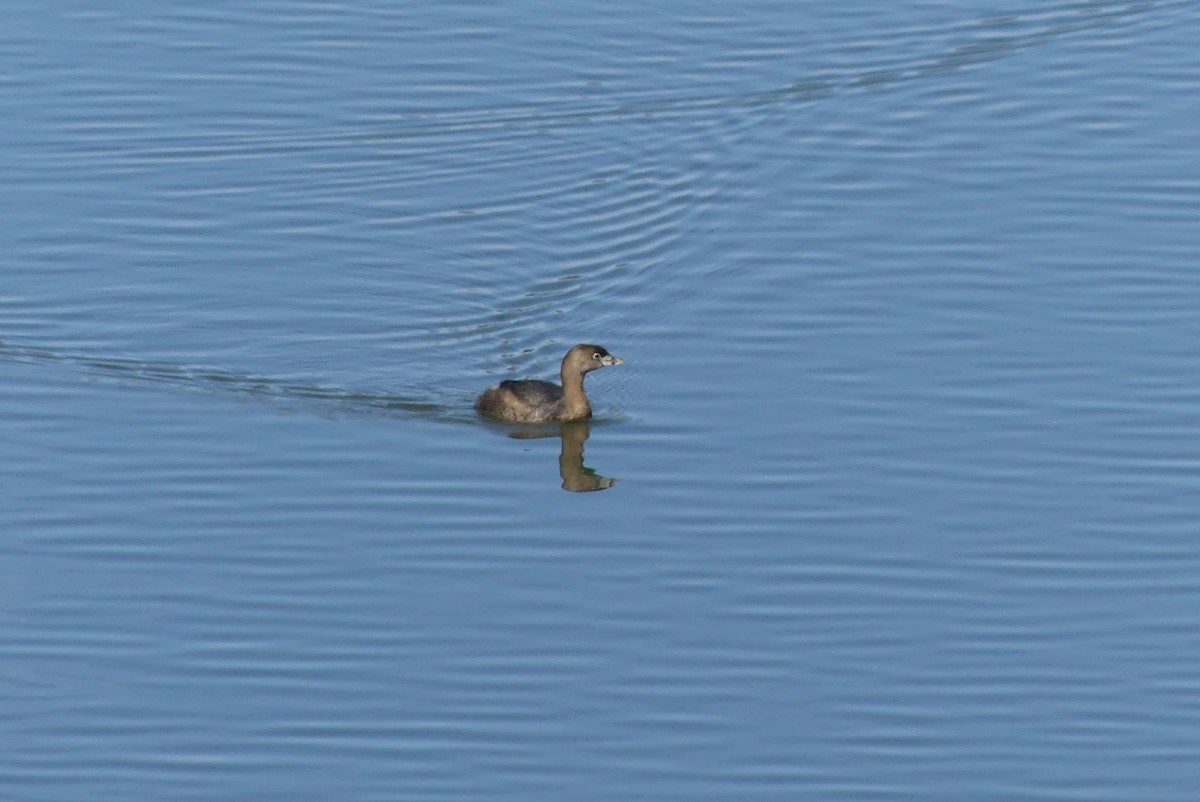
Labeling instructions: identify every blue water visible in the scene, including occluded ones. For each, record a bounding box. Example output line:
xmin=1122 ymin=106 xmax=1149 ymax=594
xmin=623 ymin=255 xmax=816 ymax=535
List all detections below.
xmin=4 ymin=1 xmax=1200 ymax=799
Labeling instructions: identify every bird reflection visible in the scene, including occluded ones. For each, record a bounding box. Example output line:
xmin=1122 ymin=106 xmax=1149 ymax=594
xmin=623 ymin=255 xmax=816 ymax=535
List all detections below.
xmin=504 ymin=421 xmax=616 ymax=492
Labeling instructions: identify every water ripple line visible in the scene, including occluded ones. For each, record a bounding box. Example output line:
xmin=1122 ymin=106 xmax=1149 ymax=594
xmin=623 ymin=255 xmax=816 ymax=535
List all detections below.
xmin=0 ymin=339 xmax=474 ymax=423
xmin=46 ymin=0 xmax=1179 ymax=165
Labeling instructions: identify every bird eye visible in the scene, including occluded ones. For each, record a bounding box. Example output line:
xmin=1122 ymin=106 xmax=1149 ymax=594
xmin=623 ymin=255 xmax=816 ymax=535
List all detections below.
xmin=593 ymin=352 xmax=601 ymax=360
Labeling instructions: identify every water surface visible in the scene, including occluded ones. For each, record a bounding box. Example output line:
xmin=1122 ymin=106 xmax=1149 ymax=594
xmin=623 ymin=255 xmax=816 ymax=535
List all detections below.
xmin=4 ymin=1 xmax=1200 ymax=799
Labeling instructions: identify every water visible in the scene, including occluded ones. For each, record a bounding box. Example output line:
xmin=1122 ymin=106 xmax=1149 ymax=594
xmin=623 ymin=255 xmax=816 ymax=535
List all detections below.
xmin=4 ymin=1 xmax=1200 ymax=799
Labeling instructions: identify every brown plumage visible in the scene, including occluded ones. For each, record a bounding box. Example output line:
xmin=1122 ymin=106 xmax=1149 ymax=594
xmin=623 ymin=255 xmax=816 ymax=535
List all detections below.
xmin=475 ymin=344 xmax=623 ymax=423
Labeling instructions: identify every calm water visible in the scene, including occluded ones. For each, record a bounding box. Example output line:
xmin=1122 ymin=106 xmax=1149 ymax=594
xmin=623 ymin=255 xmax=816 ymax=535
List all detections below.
xmin=4 ymin=1 xmax=1200 ymax=799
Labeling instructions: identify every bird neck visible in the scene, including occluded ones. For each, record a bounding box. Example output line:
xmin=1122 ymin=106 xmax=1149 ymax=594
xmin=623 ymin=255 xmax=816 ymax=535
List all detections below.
xmin=560 ymin=367 xmax=591 ymax=419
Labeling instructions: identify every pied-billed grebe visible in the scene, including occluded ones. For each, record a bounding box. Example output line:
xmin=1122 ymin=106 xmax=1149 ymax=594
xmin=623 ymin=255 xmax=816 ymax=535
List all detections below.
xmin=476 ymin=343 xmax=622 ymax=423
